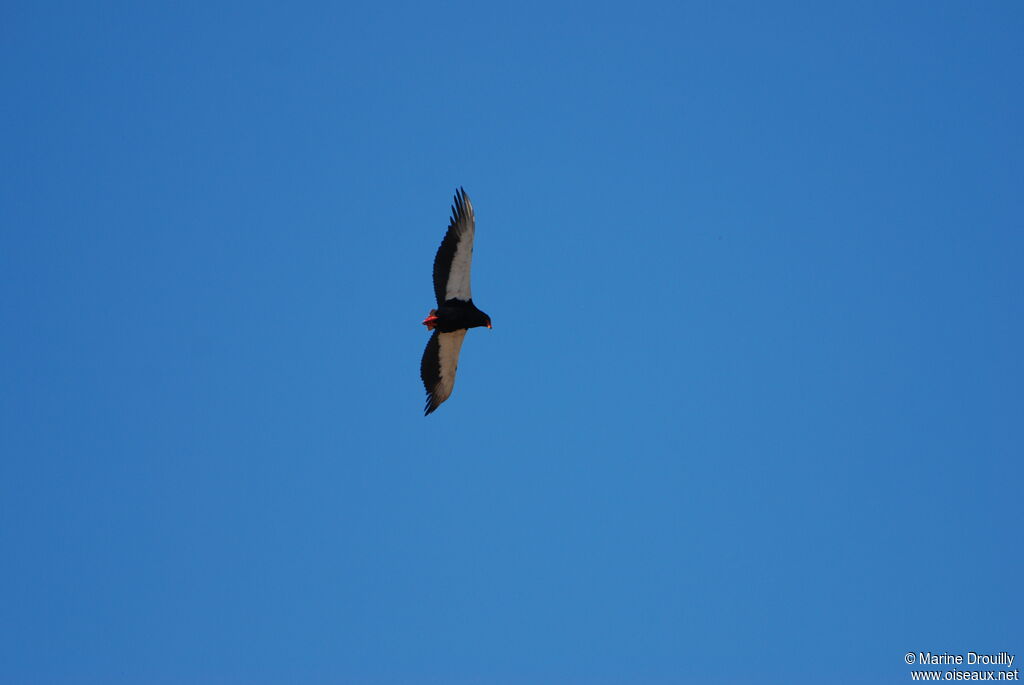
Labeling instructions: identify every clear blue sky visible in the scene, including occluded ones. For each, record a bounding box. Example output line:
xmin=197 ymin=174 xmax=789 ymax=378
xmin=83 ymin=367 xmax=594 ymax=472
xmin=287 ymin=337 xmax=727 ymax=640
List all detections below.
xmin=2 ymin=2 xmax=1021 ymax=683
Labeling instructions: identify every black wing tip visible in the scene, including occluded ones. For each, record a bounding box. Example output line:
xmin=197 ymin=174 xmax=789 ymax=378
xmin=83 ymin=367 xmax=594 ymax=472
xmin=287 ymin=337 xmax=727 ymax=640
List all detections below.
xmin=451 ymin=187 xmax=465 ymax=222
xmin=424 ymin=395 xmax=439 ymax=416
xmin=450 ymin=187 xmax=472 ymax=222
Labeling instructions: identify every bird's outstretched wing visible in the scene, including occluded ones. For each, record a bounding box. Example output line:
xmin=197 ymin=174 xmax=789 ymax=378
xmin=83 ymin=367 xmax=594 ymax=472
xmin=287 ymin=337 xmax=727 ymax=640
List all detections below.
xmin=432 ymin=188 xmax=475 ymax=306
xmin=420 ymin=329 xmax=468 ymax=415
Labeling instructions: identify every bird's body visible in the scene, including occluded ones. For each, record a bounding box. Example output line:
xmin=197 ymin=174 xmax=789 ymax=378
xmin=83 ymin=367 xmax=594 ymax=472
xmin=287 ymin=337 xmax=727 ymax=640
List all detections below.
xmin=420 ymin=188 xmax=491 ymax=415
xmin=425 ymin=300 xmax=491 ymax=333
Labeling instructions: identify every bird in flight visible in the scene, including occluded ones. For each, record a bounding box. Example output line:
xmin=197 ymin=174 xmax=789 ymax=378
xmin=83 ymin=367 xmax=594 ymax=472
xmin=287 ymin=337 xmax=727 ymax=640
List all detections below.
xmin=420 ymin=188 xmax=492 ymax=415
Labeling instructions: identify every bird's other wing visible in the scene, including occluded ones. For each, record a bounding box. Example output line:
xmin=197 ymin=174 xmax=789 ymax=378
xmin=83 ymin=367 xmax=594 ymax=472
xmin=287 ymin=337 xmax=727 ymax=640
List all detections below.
xmin=432 ymin=187 xmax=475 ymax=306
xmin=420 ymin=329 xmax=468 ymax=415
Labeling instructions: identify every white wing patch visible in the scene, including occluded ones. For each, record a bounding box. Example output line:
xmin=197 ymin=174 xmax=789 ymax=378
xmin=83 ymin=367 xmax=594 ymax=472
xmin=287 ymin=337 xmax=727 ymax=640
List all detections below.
xmin=445 ymin=195 xmax=475 ymax=301
xmin=432 ymin=329 xmax=467 ymax=406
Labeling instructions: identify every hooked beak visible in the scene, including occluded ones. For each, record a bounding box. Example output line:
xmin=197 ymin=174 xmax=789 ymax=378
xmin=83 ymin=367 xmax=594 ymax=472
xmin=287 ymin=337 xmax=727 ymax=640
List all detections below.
xmin=487 ymin=322 xmax=492 ymax=329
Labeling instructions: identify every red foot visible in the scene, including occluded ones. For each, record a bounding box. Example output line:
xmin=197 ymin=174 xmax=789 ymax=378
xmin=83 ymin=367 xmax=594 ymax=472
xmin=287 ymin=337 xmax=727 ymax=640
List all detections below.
xmin=422 ymin=310 xmax=439 ymax=330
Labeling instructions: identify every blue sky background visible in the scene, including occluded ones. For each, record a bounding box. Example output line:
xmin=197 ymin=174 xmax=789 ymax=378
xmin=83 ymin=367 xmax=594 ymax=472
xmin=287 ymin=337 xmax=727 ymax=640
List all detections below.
xmin=2 ymin=2 xmax=1021 ymax=683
